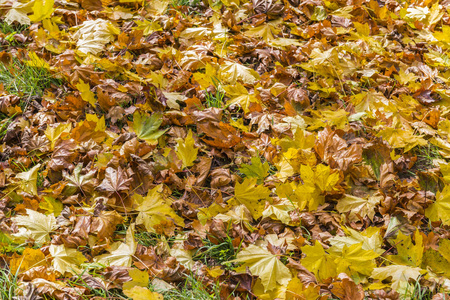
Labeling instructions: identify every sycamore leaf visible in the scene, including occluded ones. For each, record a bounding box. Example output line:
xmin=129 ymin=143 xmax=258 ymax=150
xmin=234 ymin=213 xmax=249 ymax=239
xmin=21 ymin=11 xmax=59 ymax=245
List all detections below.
xmin=15 ymin=164 xmax=40 ymax=196
xmin=124 ymin=286 xmax=164 ymax=300
xmin=76 ymin=79 xmax=96 ymax=106
xmin=131 ymin=111 xmax=167 ymax=145
xmin=49 ymin=244 xmax=87 ymax=275
xmin=133 ymin=185 xmax=184 ymax=232
xmin=239 ymin=156 xmax=270 ymax=184
xmin=232 ymin=178 xmax=271 ymax=219
xmin=12 ymin=209 xmax=57 ymax=245
xmin=175 ymin=130 xmax=198 ymax=168
xmin=371 ymin=265 xmax=425 ymax=294
xmin=29 ymin=0 xmax=54 ymax=22
xmin=94 ymin=224 xmax=137 ymax=267
xmin=230 ymin=244 xmax=292 ymax=292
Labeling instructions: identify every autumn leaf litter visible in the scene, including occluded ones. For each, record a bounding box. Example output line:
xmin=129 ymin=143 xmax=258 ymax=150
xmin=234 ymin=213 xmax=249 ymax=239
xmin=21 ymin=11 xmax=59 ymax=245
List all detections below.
xmin=1 ymin=0 xmax=450 ymax=299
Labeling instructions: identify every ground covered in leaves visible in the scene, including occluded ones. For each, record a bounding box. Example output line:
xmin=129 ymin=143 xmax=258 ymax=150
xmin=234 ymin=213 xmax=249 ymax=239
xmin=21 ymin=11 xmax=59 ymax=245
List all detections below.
xmin=3 ymin=0 xmax=450 ymax=299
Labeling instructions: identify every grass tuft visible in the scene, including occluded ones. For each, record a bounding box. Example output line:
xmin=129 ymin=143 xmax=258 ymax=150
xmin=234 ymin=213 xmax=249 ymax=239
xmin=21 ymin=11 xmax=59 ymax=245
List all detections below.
xmin=0 ymin=58 xmax=61 ymax=109
xmin=156 ymin=273 xmax=221 ymax=300
xmin=0 ymin=269 xmax=21 ymax=299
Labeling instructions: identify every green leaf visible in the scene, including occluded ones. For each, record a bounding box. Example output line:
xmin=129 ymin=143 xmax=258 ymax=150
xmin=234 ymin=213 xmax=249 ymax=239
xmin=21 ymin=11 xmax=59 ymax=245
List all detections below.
xmin=239 ymin=156 xmax=269 ymax=184
xmin=131 ymin=111 xmax=167 ymax=145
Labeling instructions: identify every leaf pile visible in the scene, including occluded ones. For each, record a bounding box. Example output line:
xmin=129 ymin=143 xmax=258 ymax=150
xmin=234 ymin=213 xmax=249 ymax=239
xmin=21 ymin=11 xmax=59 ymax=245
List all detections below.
xmin=2 ymin=0 xmax=450 ymax=299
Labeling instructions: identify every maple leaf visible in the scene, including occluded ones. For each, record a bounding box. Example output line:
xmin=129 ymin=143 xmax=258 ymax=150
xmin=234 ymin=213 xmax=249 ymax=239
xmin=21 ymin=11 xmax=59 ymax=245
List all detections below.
xmin=10 ymin=248 xmax=47 ymax=274
xmin=425 ymin=185 xmax=450 ymax=225
xmin=44 ymin=123 xmax=71 ymax=150
xmin=219 ymin=60 xmax=260 ymax=85
xmin=49 ymin=244 xmax=87 ymax=276
xmin=370 ymin=265 xmax=425 ymax=294
xmin=29 ymin=0 xmax=54 ymax=22
xmin=94 ymin=224 xmax=137 ymax=267
xmin=76 ymin=79 xmax=96 ymax=106
xmin=133 ymin=185 xmax=184 ymax=233
xmin=97 ymin=167 xmax=132 ymax=196
xmin=336 ymin=194 xmax=382 ymax=222
xmin=175 ymin=130 xmax=198 ymax=168
xmin=130 ymin=111 xmax=167 ymax=145
xmin=12 ymin=209 xmax=58 ymax=245
xmin=223 ymin=83 xmax=260 ymax=114
xmin=15 ymin=164 xmax=40 ymax=196
xmin=239 ymin=156 xmax=270 ymax=184
xmin=230 ymin=244 xmax=292 ymax=292
xmin=301 ymin=242 xmax=337 ymax=282
xmin=63 ymin=163 xmax=96 ymax=195
xmin=232 ymin=178 xmax=271 ymax=219
xmin=124 ymin=286 xmax=163 ymax=300
xmin=387 ymin=230 xmax=423 ymax=267
xmin=329 ymin=227 xmax=384 ymax=255
xmin=74 ymin=19 xmax=119 ymax=55
xmin=333 ymin=243 xmax=379 ymax=277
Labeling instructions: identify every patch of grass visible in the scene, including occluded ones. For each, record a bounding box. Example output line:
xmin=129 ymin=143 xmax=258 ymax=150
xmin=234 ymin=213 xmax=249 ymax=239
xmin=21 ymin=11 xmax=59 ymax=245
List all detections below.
xmin=156 ymin=273 xmax=221 ymax=300
xmin=414 ymin=144 xmax=442 ymax=172
xmin=67 ymin=272 xmax=128 ymax=300
xmin=0 ymin=269 xmax=21 ymax=299
xmin=204 ymin=88 xmax=225 ymax=109
xmin=0 ymin=22 xmax=28 ymax=35
xmin=403 ymin=277 xmax=433 ymax=300
xmin=0 ymin=112 xmax=15 ymax=139
xmin=193 ymin=233 xmax=241 ymax=270
xmin=0 ymin=57 xmax=61 ymax=109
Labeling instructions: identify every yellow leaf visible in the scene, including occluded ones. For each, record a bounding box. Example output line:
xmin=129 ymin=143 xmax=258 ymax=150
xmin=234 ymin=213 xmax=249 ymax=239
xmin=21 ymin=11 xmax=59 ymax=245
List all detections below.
xmin=387 ymin=230 xmax=423 ymax=267
xmin=29 ymin=0 xmax=54 ymax=22
xmin=15 ymin=164 xmax=40 ymax=196
xmin=371 ymin=265 xmax=425 ymax=295
xmin=301 ymin=242 xmax=337 ymax=282
xmin=133 ymin=185 xmax=184 ymax=232
xmin=123 ymin=269 xmax=149 ymax=290
xmin=44 ymin=123 xmax=71 ymax=150
xmin=333 ymin=243 xmax=379 ymax=277
xmin=232 ymin=178 xmax=271 ymax=219
xmin=25 ymin=52 xmax=50 ymax=69
xmin=223 ymin=83 xmax=259 ymax=114
xmin=176 ymin=130 xmax=198 ymax=168
xmin=425 ymin=185 xmax=450 ymax=225
xmin=94 ymin=224 xmax=137 ymax=267
xmin=336 ymin=193 xmax=382 ymax=222
xmin=76 ymin=80 xmax=96 ymax=106
xmin=49 ymin=244 xmax=87 ymax=276
xmin=10 ymin=248 xmax=47 ymax=274
xmin=39 ymin=196 xmax=63 ymax=217
xmin=230 ymin=244 xmax=292 ymax=292
xmin=12 ymin=209 xmax=57 ymax=245
xmin=124 ymin=286 xmax=163 ymax=300
xmin=218 ymin=60 xmax=259 ymax=85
